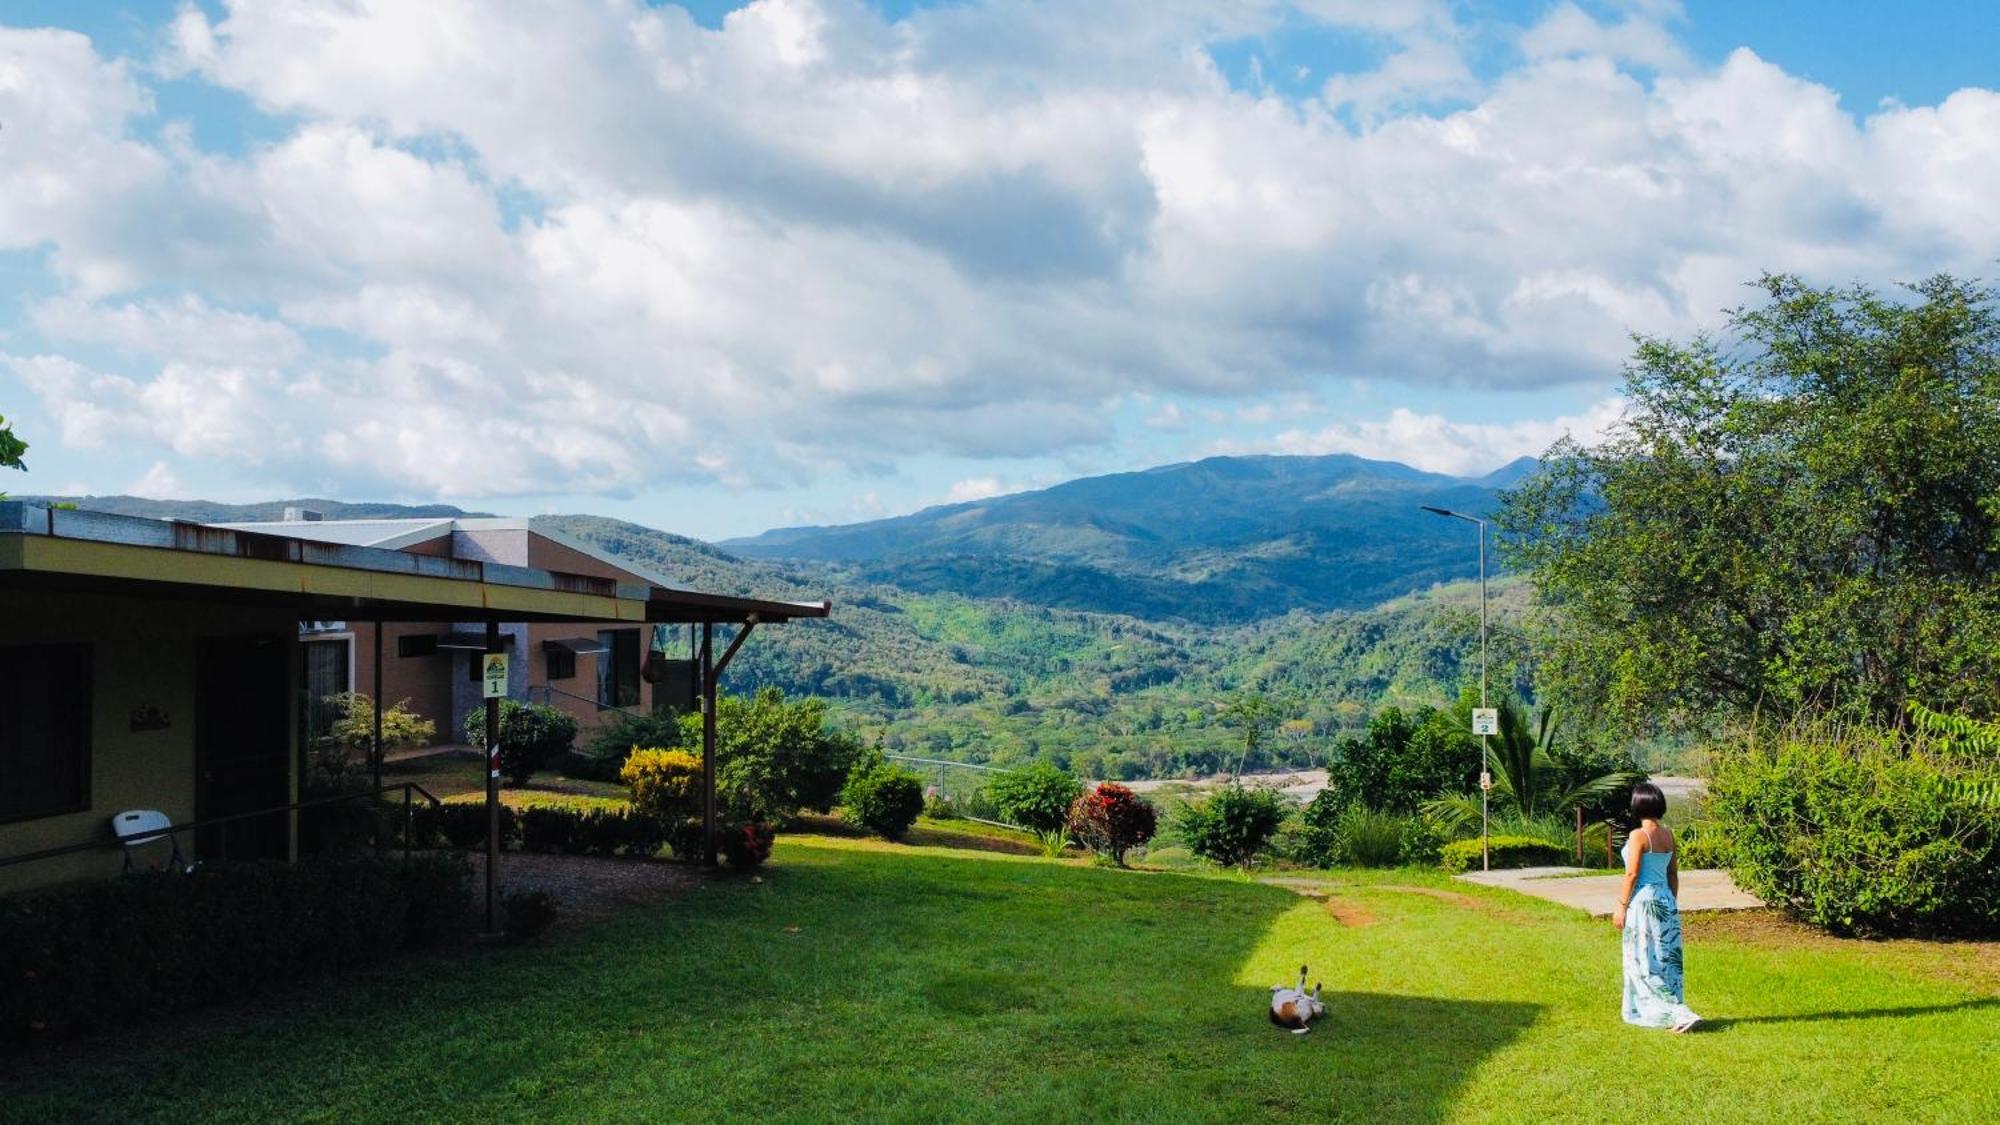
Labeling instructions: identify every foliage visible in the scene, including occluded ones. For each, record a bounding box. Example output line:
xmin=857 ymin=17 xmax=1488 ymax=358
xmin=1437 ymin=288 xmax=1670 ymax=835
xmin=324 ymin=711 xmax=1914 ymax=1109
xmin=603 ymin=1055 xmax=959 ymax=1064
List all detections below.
xmin=569 ymin=709 xmax=689 ymax=781
xmin=516 ymin=806 xmax=670 ymax=858
xmin=500 ymin=889 xmax=559 ymax=942
xmin=620 ymin=748 xmax=704 ymax=820
xmin=1706 ymin=720 xmax=2000 ymax=936
xmin=406 ymin=802 xmax=519 ymax=850
xmin=0 ymin=854 xmax=470 ymax=1044
xmin=0 ymin=412 xmax=24 ymax=498
xmin=1500 ymin=274 xmax=2000 ymax=732
xmin=310 ymin=694 xmax=437 ymax=794
xmin=679 ymin=688 xmax=864 ymax=824
xmin=1174 ymin=786 xmax=1288 ymax=868
xmin=1323 ymin=705 xmax=1476 ymax=814
xmin=841 ymin=758 xmax=926 ymax=841
xmin=463 ymin=701 xmax=579 ymax=786
xmin=986 ymin=762 xmax=1084 ymax=835
xmin=1066 ymin=782 xmax=1158 ymax=865
xmin=1219 ymin=692 xmax=1282 ymax=778
xmin=718 ymin=822 xmax=776 ymax=868
xmin=1296 ymin=805 xmax=1441 ymax=868
xmin=1436 ymin=836 xmax=1570 ymax=873
xmin=1478 ymin=699 xmax=1641 ymax=820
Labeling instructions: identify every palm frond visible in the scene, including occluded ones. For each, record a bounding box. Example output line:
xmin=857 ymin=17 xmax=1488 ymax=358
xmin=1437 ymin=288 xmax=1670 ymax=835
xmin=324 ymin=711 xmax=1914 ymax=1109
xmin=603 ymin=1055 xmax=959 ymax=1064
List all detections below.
xmin=1421 ymin=791 xmax=1485 ymax=838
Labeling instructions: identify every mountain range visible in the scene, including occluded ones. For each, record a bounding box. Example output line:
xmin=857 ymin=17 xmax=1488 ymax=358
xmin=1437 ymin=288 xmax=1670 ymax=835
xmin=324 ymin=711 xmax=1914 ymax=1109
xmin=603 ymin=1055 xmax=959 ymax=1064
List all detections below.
xmin=724 ymin=453 xmax=1535 ymax=622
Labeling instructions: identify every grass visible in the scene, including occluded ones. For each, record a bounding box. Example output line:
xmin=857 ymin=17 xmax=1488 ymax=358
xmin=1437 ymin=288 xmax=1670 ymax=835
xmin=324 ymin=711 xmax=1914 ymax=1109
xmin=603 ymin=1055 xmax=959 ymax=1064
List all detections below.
xmin=3 ymin=833 xmax=1994 ymax=1123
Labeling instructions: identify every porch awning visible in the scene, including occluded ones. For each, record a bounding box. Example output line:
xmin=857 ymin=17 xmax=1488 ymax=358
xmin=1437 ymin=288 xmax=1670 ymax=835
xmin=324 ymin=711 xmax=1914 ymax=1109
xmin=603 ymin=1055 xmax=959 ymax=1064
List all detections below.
xmin=543 ymin=636 xmax=609 ymax=655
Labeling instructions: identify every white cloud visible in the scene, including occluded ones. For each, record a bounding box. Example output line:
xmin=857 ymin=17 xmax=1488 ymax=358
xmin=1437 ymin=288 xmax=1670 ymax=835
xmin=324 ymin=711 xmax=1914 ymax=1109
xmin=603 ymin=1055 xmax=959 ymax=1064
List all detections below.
xmin=943 ymin=477 xmax=1009 ymax=503
xmin=128 ymin=461 xmax=182 ymax=497
xmin=1 ymin=2 xmax=1995 ymax=509
xmin=1224 ymin=397 xmax=1629 ymax=476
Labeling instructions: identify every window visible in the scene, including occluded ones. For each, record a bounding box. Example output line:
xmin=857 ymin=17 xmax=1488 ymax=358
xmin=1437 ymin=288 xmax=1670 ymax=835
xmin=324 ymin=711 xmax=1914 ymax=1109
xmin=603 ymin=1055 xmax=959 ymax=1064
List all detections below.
xmin=596 ymin=629 xmax=641 ymax=709
xmin=546 ymin=646 xmax=576 ymax=681
xmin=397 ymin=634 xmax=440 ymax=658
xmin=0 ymin=644 xmax=92 ymax=823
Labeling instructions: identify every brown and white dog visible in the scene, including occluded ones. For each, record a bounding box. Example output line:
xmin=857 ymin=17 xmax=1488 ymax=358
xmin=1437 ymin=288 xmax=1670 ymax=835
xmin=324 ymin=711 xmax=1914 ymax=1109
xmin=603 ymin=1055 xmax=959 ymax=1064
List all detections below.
xmin=1269 ymin=965 xmax=1325 ymax=1034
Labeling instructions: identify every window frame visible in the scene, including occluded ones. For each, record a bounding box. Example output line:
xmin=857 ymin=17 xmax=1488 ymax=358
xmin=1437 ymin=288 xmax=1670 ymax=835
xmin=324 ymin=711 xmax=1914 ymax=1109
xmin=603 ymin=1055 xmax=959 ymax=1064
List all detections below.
xmin=0 ymin=642 xmax=94 ymax=825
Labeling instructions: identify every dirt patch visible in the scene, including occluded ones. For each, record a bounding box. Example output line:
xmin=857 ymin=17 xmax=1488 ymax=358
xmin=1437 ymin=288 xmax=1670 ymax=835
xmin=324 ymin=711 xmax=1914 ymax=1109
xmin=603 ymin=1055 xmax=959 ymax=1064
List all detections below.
xmin=1322 ymin=897 xmax=1378 ymax=927
xmin=459 ymin=851 xmax=705 ymax=927
xmin=1375 ymin=884 xmax=1484 ymax=909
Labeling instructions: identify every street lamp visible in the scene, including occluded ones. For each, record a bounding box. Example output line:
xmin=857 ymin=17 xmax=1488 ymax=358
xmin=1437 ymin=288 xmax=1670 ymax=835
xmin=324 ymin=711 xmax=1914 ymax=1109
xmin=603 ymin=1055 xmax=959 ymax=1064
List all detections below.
xmin=1421 ymin=505 xmax=1491 ymax=872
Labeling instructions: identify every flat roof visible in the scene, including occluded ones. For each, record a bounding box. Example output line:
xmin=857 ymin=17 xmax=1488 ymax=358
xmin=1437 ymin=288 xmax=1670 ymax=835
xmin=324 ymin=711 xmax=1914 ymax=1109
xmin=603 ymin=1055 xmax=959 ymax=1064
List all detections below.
xmin=0 ymin=503 xmax=829 ymax=626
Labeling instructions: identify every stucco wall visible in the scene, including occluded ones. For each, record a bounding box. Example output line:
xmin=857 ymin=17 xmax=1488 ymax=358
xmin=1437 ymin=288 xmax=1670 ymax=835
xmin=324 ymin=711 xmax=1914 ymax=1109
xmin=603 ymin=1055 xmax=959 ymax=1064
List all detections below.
xmin=0 ymin=590 xmax=299 ymax=894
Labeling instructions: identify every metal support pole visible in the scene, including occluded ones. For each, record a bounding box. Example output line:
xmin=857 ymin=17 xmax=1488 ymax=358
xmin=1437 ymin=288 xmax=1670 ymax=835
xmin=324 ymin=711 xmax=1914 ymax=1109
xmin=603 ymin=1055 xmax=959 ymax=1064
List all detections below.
xmin=701 ymin=622 xmax=718 ymax=867
xmin=484 ymin=621 xmax=501 ymax=934
xmin=1478 ymin=519 xmax=1489 ymax=874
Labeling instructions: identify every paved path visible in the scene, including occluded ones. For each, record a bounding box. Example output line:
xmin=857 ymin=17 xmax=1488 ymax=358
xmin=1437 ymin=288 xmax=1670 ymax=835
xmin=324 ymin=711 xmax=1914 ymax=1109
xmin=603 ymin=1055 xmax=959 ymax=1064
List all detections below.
xmin=1455 ymin=865 xmax=1764 ymax=916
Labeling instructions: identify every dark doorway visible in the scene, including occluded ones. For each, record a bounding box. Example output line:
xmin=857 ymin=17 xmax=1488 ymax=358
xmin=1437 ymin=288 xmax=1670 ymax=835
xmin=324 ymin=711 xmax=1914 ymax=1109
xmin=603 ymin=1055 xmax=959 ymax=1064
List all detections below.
xmin=196 ymin=635 xmax=293 ymax=861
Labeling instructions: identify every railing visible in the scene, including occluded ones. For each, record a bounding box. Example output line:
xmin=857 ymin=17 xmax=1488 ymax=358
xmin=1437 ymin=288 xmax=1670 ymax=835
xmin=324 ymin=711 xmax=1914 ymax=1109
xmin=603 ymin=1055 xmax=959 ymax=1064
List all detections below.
xmin=0 ymin=783 xmax=445 ymax=873
xmin=528 ymin=682 xmax=651 ymax=719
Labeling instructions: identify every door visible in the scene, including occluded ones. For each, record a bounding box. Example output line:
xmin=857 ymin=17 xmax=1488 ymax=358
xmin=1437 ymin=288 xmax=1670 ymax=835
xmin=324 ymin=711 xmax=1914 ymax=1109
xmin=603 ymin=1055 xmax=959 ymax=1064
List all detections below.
xmin=196 ymin=635 xmax=293 ymax=861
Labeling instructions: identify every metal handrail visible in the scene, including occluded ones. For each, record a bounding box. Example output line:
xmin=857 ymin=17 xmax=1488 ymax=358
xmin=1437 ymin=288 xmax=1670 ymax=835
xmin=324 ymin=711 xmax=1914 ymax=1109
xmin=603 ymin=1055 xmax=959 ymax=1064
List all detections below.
xmin=529 ymin=682 xmax=652 ymax=720
xmin=0 ymin=783 xmax=445 ymax=872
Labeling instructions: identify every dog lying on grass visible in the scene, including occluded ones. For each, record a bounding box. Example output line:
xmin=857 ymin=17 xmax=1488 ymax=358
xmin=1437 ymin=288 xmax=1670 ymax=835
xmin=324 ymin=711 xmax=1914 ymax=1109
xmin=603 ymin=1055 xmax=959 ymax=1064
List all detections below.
xmin=1269 ymin=965 xmax=1325 ymax=1034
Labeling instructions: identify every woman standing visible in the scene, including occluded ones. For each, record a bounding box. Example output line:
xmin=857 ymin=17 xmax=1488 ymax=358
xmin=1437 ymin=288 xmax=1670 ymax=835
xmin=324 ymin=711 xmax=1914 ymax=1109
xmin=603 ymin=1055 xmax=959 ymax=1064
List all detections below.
xmin=1614 ymin=781 xmax=1701 ymax=1032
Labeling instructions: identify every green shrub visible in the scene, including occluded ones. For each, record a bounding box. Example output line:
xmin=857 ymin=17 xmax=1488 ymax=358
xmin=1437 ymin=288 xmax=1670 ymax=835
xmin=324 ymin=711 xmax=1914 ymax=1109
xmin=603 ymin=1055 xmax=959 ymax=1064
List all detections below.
xmin=987 ymin=763 xmax=1083 ymax=835
xmin=922 ymin=791 xmax=960 ymax=819
xmin=1707 ymin=722 xmax=2000 ymax=936
xmin=406 ymin=802 xmax=519 ymax=850
xmin=517 ymin=806 xmax=669 ymax=858
xmin=679 ymin=688 xmax=864 ymax=824
xmin=568 ymin=710 xmax=687 ymax=780
xmin=1293 ymin=790 xmax=1345 ymax=867
xmin=1436 ymin=835 xmax=1570 ymax=873
xmin=1676 ymin=820 xmax=1734 ymax=870
xmin=718 ymin=822 xmax=775 ymax=868
xmin=463 ymin=701 xmax=579 ymax=786
xmin=1293 ymin=796 xmax=1439 ymax=869
xmin=500 ymin=889 xmax=559 ymax=942
xmin=842 ymin=761 xmax=926 ymax=841
xmin=0 ymin=855 xmax=471 ymax=1045
xmin=621 ymin=748 xmax=704 ymax=820
xmin=1175 ymin=786 xmax=1288 ymax=868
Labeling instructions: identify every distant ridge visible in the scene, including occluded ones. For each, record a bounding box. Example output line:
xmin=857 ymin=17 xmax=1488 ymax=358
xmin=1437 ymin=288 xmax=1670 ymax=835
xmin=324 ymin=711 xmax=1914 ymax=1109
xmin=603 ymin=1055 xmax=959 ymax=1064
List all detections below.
xmin=721 ymin=452 xmax=1537 ymax=622
xmin=16 ymin=495 xmax=491 ymax=523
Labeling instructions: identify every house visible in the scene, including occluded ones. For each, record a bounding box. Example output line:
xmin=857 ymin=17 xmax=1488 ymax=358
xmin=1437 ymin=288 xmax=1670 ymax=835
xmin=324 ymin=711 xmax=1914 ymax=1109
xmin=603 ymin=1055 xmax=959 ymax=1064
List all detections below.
xmin=207 ymin=513 xmax=751 ymax=746
xmin=0 ymin=502 xmax=827 ymax=894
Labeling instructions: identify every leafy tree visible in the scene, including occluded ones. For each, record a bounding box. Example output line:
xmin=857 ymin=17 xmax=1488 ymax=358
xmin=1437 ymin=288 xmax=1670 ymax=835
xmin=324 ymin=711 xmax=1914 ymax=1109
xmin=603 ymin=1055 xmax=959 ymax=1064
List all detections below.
xmin=678 ymin=687 xmax=865 ymax=824
xmin=1066 ymin=782 xmax=1158 ymax=865
xmin=1500 ymin=275 xmax=2000 ymax=731
xmin=987 ymin=762 xmax=1083 ymax=837
xmin=1220 ymin=692 xmax=1281 ymax=778
xmin=464 ymin=700 xmax=578 ymax=786
xmin=1174 ymin=785 xmax=1287 ymax=868
xmin=0 ymin=413 xmax=25 ymax=499
xmin=1424 ymin=699 xmax=1642 ymax=835
xmin=312 ymin=693 xmax=436 ymax=790
xmin=1323 ymin=705 xmax=1476 ymax=813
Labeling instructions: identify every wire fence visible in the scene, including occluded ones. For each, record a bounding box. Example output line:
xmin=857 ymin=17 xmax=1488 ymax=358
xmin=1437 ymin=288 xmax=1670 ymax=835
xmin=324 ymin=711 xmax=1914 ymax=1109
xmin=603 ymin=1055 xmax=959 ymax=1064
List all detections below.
xmin=883 ymin=754 xmax=1029 ymax=833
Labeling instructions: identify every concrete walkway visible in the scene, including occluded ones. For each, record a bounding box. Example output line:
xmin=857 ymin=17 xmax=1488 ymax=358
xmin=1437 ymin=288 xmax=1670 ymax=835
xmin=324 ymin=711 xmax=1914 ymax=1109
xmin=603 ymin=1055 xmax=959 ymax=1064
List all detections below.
xmin=1455 ymin=865 xmax=1764 ymax=917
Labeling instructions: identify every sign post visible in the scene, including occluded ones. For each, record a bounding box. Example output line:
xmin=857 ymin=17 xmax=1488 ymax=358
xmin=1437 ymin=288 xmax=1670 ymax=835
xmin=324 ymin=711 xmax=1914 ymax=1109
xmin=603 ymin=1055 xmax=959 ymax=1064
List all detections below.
xmin=482 ymin=634 xmax=504 ymax=934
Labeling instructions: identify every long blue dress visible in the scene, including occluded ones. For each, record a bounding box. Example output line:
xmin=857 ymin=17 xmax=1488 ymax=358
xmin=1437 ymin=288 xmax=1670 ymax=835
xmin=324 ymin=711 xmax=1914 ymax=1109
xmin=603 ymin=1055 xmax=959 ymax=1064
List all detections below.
xmin=1621 ymin=837 xmax=1700 ymax=1028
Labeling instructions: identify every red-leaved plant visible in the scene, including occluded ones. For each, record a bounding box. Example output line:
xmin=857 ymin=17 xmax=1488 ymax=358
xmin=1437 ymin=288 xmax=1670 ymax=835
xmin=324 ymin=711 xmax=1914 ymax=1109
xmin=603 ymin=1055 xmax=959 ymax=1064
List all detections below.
xmin=1067 ymin=783 xmax=1158 ymax=866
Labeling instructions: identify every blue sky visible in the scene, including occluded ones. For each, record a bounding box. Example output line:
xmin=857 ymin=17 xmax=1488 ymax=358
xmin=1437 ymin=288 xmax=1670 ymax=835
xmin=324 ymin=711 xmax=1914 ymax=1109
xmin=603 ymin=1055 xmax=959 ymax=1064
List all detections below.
xmin=1 ymin=1 xmax=1995 ymax=538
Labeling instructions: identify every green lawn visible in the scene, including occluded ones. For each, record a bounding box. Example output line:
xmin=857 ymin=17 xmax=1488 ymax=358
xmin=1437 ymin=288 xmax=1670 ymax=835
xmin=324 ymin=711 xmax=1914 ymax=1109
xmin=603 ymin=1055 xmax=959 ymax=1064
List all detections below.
xmin=3 ymin=834 xmax=1994 ymax=1123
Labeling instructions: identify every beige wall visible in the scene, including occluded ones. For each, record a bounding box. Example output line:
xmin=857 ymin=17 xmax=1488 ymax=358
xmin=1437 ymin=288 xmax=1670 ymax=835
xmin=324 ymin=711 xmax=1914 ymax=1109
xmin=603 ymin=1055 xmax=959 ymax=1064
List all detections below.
xmin=341 ymin=621 xmax=458 ymax=741
xmin=0 ymin=591 xmax=299 ymax=894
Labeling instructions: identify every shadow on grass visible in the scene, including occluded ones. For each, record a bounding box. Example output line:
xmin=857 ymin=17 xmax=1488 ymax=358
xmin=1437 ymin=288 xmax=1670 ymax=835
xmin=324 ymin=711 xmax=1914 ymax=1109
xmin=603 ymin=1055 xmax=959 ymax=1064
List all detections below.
xmin=1702 ymin=997 xmax=1999 ymax=1030
xmin=0 ymin=836 xmax=1540 ymax=1121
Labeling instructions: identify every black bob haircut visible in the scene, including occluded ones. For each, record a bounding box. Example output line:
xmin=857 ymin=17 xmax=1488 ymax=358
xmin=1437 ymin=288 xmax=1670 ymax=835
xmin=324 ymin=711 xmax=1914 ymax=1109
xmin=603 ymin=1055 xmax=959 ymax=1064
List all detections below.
xmin=1629 ymin=782 xmax=1667 ymax=820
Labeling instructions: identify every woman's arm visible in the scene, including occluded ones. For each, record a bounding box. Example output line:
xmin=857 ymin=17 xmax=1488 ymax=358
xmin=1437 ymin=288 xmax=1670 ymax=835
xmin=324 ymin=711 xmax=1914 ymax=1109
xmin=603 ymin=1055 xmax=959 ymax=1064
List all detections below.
xmin=1667 ymin=846 xmax=1679 ymax=898
xmin=1613 ymin=834 xmax=1643 ymax=929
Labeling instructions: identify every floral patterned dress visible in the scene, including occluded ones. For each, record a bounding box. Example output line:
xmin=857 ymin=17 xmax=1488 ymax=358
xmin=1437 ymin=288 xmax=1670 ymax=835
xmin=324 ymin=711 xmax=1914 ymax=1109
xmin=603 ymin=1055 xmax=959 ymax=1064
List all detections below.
xmin=1621 ymin=837 xmax=1700 ymax=1028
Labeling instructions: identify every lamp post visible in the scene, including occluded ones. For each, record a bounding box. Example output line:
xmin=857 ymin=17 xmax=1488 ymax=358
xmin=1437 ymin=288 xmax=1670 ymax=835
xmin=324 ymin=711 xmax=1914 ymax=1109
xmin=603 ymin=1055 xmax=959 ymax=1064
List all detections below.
xmin=1421 ymin=505 xmax=1491 ymax=872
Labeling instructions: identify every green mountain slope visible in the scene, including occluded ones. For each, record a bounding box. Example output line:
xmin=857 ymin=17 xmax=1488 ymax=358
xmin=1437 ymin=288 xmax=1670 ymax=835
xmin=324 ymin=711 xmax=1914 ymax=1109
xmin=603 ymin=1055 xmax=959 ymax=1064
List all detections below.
xmin=723 ymin=453 xmax=1532 ymax=621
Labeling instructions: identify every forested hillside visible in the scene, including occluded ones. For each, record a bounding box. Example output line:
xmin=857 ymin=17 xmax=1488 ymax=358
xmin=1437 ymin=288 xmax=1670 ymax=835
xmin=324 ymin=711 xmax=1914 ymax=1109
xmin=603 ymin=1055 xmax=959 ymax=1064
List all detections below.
xmin=722 ymin=453 xmax=1529 ymax=622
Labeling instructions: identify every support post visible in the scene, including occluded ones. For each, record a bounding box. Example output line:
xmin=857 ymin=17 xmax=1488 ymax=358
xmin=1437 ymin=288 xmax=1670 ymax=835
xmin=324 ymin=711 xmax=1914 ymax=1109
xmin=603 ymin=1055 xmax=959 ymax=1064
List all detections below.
xmin=1478 ymin=518 xmax=1489 ymax=874
xmin=372 ymin=619 xmax=384 ymax=854
xmin=701 ymin=622 xmax=718 ymax=867
xmin=484 ymin=621 xmax=501 ymax=934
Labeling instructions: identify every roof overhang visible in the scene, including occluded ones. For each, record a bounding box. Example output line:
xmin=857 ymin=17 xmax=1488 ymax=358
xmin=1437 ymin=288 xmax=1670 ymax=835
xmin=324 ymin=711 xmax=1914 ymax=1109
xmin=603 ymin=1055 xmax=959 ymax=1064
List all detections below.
xmin=646 ymin=587 xmax=832 ymax=624
xmin=0 ymin=505 xmax=649 ymax=624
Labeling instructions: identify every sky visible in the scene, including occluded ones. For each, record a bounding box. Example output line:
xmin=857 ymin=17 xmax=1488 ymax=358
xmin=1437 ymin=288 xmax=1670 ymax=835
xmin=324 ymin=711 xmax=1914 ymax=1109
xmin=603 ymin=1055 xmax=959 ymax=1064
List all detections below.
xmin=0 ymin=1 xmax=1995 ymax=541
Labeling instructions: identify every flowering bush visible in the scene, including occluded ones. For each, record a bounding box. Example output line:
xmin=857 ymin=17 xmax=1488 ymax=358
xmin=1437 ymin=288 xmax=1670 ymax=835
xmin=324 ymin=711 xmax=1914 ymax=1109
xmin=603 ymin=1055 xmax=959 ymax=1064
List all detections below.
xmin=719 ymin=821 xmax=775 ymax=868
xmin=1067 ymin=783 xmax=1158 ymax=865
xmin=621 ymin=748 xmax=704 ymax=820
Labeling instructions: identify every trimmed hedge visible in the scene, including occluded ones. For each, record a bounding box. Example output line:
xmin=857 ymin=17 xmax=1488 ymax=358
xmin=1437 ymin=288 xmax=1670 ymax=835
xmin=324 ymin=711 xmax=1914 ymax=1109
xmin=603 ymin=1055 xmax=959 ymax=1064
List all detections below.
xmin=0 ymin=855 xmax=471 ymax=1046
xmin=518 ymin=806 xmax=671 ymax=858
xmin=841 ymin=762 xmax=925 ymax=840
xmin=1437 ymin=836 xmax=1570 ymax=873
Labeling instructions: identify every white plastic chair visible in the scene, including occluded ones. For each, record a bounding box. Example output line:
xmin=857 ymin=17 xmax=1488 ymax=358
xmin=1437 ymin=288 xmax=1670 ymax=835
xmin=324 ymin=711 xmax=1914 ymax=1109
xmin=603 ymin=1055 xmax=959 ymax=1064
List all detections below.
xmin=112 ymin=809 xmax=191 ymax=874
